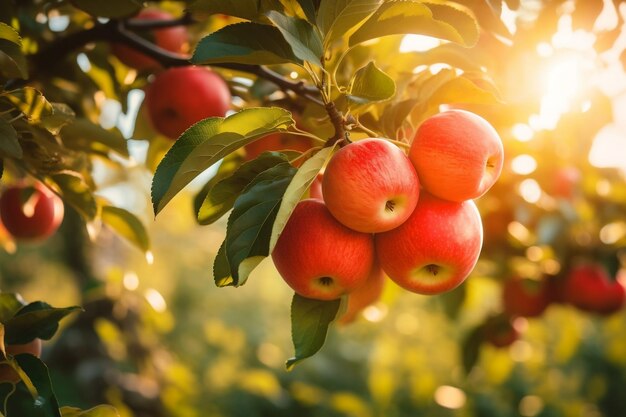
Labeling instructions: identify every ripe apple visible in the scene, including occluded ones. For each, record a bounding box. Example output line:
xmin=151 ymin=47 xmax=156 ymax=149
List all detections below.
xmin=272 ymin=199 xmax=375 ymax=300
xmin=483 ymin=316 xmax=519 ymax=348
xmin=338 ymin=262 xmax=385 ymax=324
xmin=0 ymin=338 xmax=42 ymax=382
xmin=410 ymin=109 xmax=504 ymax=202
xmin=244 ymin=133 xmax=313 ymax=161
xmin=502 ymin=277 xmax=551 ymax=317
xmin=375 ymin=193 xmax=483 ymax=295
xmin=562 ymin=264 xmax=625 ymax=315
xmin=111 ymin=9 xmax=189 ymax=71
xmin=309 ymin=172 xmax=324 ymax=200
xmin=322 ymin=138 xmax=420 ymax=233
xmin=0 ymin=182 xmax=64 ymax=240
xmin=145 ymin=66 xmax=231 ymax=139
xmin=549 ymin=166 xmax=581 ymax=199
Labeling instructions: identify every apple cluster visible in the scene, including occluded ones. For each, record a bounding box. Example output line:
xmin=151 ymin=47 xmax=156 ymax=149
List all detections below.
xmin=272 ymin=110 xmax=505 ymax=321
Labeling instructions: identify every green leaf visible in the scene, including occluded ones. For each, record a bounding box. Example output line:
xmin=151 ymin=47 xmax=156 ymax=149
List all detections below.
xmin=269 ymin=145 xmax=335 ymax=252
xmin=225 ymin=162 xmax=296 ymax=285
xmin=0 ymin=23 xmax=27 ymax=79
xmin=296 ymin=0 xmax=319 ymax=23
xmin=151 ymin=107 xmax=294 ymax=215
xmin=422 ymin=73 xmax=501 ymax=110
xmin=0 ymin=117 xmax=22 ymax=158
xmin=286 ymin=294 xmax=341 ymax=370
xmin=70 ymin=0 xmax=141 ymax=18
xmin=40 ymin=103 xmax=76 ymax=135
xmin=0 ymin=293 xmax=26 ymax=324
xmin=4 ymin=302 xmax=82 ymax=344
xmin=4 ymin=355 xmax=61 ymax=417
xmin=193 ymin=152 xmax=244 ymax=220
xmin=213 ymin=241 xmax=233 ymax=287
xmin=266 ymin=11 xmax=323 ymax=65
xmin=3 ymin=88 xmax=54 ymax=122
xmin=101 ymin=206 xmax=150 ymax=253
xmin=60 ymin=405 xmax=120 ymax=417
xmin=51 ymin=172 xmax=98 ymax=220
xmin=199 ymin=152 xmax=289 ymax=225
xmin=317 ymin=0 xmax=382 ymax=46
xmin=349 ymin=1 xmax=479 ymax=48
xmin=346 ymin=61 xmax=395 ymax=104
xmin=60 ymin=119 xmax=128 ymax=157
xmin=462 ymin=324 xmax=484 ymax=374
xmin=192 ymin=22 xmax=302 ymax=66
xmin=189 ymin=0 xmax=283 ymax=22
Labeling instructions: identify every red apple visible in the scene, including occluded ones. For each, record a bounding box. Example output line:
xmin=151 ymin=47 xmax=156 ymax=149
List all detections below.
xmin=562 ymin=264 xmax=625 ymax=315
xmin=322 ymin=138 xmax=420 ymax=233
xmin=244 ymin=132 xmax=313 ymax=161
xmin=502 ymin=277 xmax=551 ymax=317
xmin=309 ymin=172 xmax=324 ymax=200
xmin=111 ymin=9 xmax=189 ymax=71
xmin=483 ymin=316 xmax=519 ymax=348
xmin=0 ymin=182 xmax=64 ymax=241
xmin=272 ymin=199 xmax=375 ymax=300
xmin=549 ymin=166 xmax=581 ymax=199
xmin=0 ymin=338 xmax=42 ymax=382
xmin=145 ymin=66 xmax=231 ymax=139
xmin=375 ymin=193 xmax=483 ymax=295
xmin=410 ymin=109 xmax=504 ymax=202
xmin=338 ymin=262 xmax=385 ymax=324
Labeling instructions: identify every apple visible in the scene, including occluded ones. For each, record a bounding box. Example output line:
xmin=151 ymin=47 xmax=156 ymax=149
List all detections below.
xmin=244 ymin=132 xmax=314 ymax=161
xmin=322 ymin=138 xmax=420 ymax=233
xmin=375 ymin=192 xmax=483 ymax=295
xmin=502 ymin=277 xmax=551 ymax=317
xmin=483 ymin=316 xmax=519 ymax=348
xmin=338 ymin=262 xmax=385 ymax=324
xmin=111 ymin=9 xmax=189 ymax=71
xmin=549 ymin=166 xmax=581 ymax=199
xmin=309 ymin=172 xmax=324 ymax=200
xmin=562 ymin=264 xmax=625 ymax=315
xmin=410 ymin=109 xmax=504 ymax=202
xmin=145 ymin=66 xmax=231 ymax=140
xmin=0 ymin=182 xmax=64 ymax=240
xmin=272 ymin=199 xmax=375 ymax=301
xmin=0 ymin=338 xmax=42 ymax=382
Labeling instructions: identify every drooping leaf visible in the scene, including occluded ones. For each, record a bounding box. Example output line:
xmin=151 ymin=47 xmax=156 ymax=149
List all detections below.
xmin=70 ymin=0 xmax=142 ymax=18
xmin=4 ymin=301 xmax=82 ymax=344
xmin=225 ymin=162 xmax=296 ymax=285
xmin=0 ymin=293 xmax=26 ymax=323
xmin=189 ymin=0 xmax=283 ymax=22
xmin=349 ymin=1 xmax=479 ymax=48
xmin=101 ymin=206 xmax=150 ymax=253
xmin=286 ymin=294 xmax=341 ymax=370
xmin=213 ymin=241 xmax=232 ymax=287
xmin=3 ymin=87 xmax=54 ymax=122
xmin=0 ymin=117 xmax=22 ymax=158
xmin=462 ymin=324 xmax=484 ymax=374
xmin=194 ymin=152 xmax=244 ymax=220
xmin=192 ymin=22 xmax=302 ymax=66
xmin=51 ymin=172 xmax=98 ymax=220
xmin=317 ymin=0 xmax=382 ymax=46
xmin=0 ymin=23 xmax=27 ymax=79
xmin=60 ymin=119 xmax=128 ymax=157
xmin=4 ymin=355 xmax=61 ymax=417
xmin=60 ymin=405 xmax=120 ymax=417
xmin=199 ymin=152 xmax=289 ymax=225
xmin=266 ymin=11 xmax=323 ymax=65
xmin=151 ymin=107 xmax=294 ymax=215
xmin=346 ymin=61 xmax=396 ymax=104
xmin=269 ymin=145 xmax=335 ymax=252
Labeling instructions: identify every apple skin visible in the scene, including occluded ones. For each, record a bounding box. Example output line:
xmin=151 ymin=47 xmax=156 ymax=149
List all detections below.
xmin=0 ymin=182 xmax=64 ymax=241
xmin=375 ymin=193 xmax=483 ymax=295
xmin=111 ymin=9 xmax=189 ymax=71
xmin=272 ymin=199 xmax=375 ymax=301
xmin=145 ymin=66 xmax=231 ymax=140
xmin=483 ymin=316 xmax=519 ymax=348
xmin=502 ymin=277 xmax=551 ymax=318
xmin=338 ymin=262 xmax=385 ymax=324
xmin=322 ymin=138 xmax=420 ymax=233
xmin=244 ymin=133 xmax=313 ymax=161
xmin=0 ymin=339 xmax=42 ymax=382
xmin=562 ymin=264 xmax=625 ymax=315
xmin=410 ymin=109 xmax=504 ymax=202
xmin=309 ymin=172 xmax=324 ymax=200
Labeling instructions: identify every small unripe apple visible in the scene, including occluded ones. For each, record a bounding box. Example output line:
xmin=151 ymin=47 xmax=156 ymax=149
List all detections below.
xmin=562 ymin=264 xmax=625 ymax=315
xmin=375 ymin=193 xmax=483 ymax=295
xmin=272 ymin=199 xmax=375 ymax=300
xmin=502 ymin=277 xmax=551 ymax=317
xmin=338 ymin=262 xmax=385 ymax=324
xmin=322 ymin=138 xmax=420 ymax=233
xmin=111 ymin=9 xmax=189 ymax=71
xmin=145 ymin=66 xmax=231 ymax=140
xmin=0 ymin=182 xmax=64 ymax=241
xmin=244 ymin=133 xmax=313 ymax=161
xmin=0 ymin=338 xmax=42 ymax=382
xmin=410 ymin=109 xmax=504 ymax=202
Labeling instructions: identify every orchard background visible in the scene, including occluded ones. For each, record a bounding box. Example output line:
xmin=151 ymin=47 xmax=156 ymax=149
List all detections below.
xmin=1 ymin=0 xmax=626 ymax=416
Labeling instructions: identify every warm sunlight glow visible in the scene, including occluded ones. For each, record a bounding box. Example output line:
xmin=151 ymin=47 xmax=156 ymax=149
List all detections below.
xmin=512 ymin=123 xmax=534 ymax=141
xmin=511 ymin=155 xmax=537 ymax=175
xmin=400 ymin=34 xmax=441 ymax=52
xmin=123 ymin=271 xmax=140 ymax=291
xmin=145 ymin=288 xmax=167 ymax=312
xmin=519 ymin=395 xmax=545 ymax=417
xmin=363 ymin=304 xmax=387 ymax=322
xmin=589 ymin=123 xmax=626 ymax=175
xmin=434 ymin=386 xmax=466 ymax=409
xmin=519 ymin=179 xmax=542 ymax=203
xmin=599 ymin=222 xmax=626 ymax=244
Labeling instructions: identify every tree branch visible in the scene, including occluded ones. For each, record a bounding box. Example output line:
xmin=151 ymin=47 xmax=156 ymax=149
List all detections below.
xmin=324 ymin=101 xmax=348 ymax=147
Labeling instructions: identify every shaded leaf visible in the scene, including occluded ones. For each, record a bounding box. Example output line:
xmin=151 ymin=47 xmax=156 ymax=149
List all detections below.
xmin=317 ymin=0 xmax=382 ymax=46
xmin=3 ymin=87 xmax=54 ymax=122
xmin=40 ymin=103 xmax=75 ymax=135
xmin=60 ymin=119 xmax=128 ymax=157
xmin=0 ymin=117 xmax=22 ymax=158
xmin=0 ymin=23 xmax=27 ymax=79
xmin=193 ymin=152 xmax=244 ymax=220
xmin=189 ymin=0 xmax=283 ymax=21
xmin=5 ymin=355 xmax=61 ymax=417
xmin=269 ymin=145 xmax=336 ymax=252
xmin=101 ymin=206 xmax=150 ymax=253
xmin=349 ymin=1 xmax=479 ymax=48
xmin=0 ymin=293 xmax=26 ymax=323
xmin=346 ymin=61 xmax=395 ymax=104
xmin=4 ymin=301 xmax=82 ymax=344
xmin=225 ymin=162 xmax=296 ymax=285
xmin=60 ymin=405 xmax=120 ymax=417
xmin=192 ymin=22 xmax=302 ymax=66
xmin=266 ymin=11 xmax=323 ymax=65
xmin=51 ymin=172 xmax=98 ymax=220
xmin=296 ymin=0 xmax=319 ymax=23
xmin=462 ymin=324 xmax=484 ymax=374
xmin=70 ymin=0 xmax=141 ymax=18
xmin=151 ymin=107 xmax=294 ymax=215
xmin=213 ymin=240 xmax=233 ymax=287
xmin=286 ymin=294 xmax=341 ymax=370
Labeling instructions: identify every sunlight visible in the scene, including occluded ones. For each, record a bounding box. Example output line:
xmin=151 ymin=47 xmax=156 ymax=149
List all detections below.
xmin=400 ymin=34 xmax=441 ymax=52
xmin=511 ymin=155 xmax=537 ymax=175
xmin=589 ymin=123 xmax=626 ymax=175
xmin=434 ymin=386 xmax=466 ymax=409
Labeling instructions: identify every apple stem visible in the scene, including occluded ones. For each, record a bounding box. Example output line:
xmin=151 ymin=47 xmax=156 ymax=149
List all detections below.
xmin=324 ymin=102 xmax=348 ymax=148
